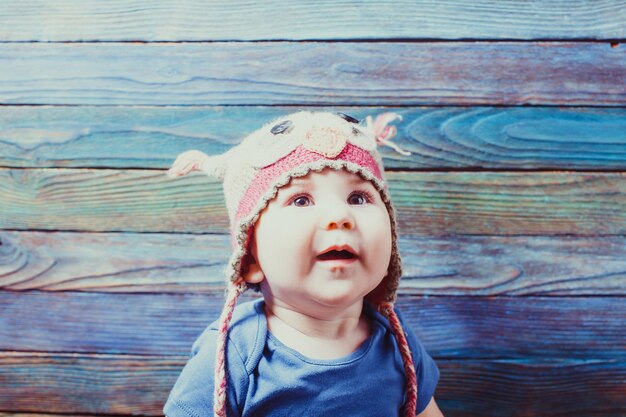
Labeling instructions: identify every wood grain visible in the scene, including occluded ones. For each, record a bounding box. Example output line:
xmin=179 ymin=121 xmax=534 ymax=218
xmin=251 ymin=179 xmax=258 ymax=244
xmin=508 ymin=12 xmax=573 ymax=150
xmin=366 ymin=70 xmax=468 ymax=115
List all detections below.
xmin=1 ymin=42 xmax=624 ymax=106
xmin=1 ymin=106 xmax=625 ymax=170
xmin=0 ymin=351 xmax=623 ymax=416
xmin=0 ymin=1 xmax=623 ymax=41
xmin=0 ymin=290 xmax=623 ymax=359
xmin=0 ymin=351 xmax=179 ymax=415
xmin=1 ymin=169 xmax=624 ymax=235
xmin=1 ymin=1 xmax=624 ymax=416
xmin=0 ymin=414 xmax=100 ymax=417
xmin=436 ymin=358 xmax=626 ymax=417
xmin=1 ymin=231 xmax=625 ymax=296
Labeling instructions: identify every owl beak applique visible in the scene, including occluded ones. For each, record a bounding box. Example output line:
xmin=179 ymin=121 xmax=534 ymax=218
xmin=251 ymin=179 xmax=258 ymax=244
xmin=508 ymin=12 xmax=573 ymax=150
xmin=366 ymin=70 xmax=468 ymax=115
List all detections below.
xmin=302 ymin=127 xmax=348 ymax=158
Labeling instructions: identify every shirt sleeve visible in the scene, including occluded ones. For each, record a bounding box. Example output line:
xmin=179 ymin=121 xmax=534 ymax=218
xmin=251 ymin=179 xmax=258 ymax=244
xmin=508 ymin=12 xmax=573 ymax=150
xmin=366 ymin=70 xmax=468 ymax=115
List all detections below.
xmin=395 ymin=307 xmax=441 ymax=415
xmin=163 ymin=327 xmax=248 ymax=417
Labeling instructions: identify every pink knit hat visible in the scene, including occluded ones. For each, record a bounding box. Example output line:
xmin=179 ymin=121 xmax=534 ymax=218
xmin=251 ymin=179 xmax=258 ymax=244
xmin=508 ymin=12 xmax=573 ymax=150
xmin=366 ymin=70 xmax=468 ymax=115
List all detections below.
xmin=166 ymin=111 xmax=418 ymax=417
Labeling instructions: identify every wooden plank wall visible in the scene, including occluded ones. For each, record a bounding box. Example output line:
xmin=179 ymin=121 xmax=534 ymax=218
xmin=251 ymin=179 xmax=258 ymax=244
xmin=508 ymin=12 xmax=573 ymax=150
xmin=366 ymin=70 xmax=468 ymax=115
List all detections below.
xmin=0 ymin=2 xmax=625 ymax=416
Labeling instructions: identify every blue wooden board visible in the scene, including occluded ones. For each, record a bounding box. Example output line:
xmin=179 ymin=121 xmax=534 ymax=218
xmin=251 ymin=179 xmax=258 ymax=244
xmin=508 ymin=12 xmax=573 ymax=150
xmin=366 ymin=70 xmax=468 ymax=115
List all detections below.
xmin=1 ymin=231 xmax=625 ymax=296
xmin=1 ymin=169 xmax=625 ymax=235
xmin=0 ymin=1 xmax=623 ymax=41
xmin=0 ymin=43 xmax=624 ymax=106
xmin=0 ymin=290 xmax=624 ymax=360
xmin=0 ymin=350 xmax=622 ymax=416
xmin=1 ymin=106 xmax=625 ymax=170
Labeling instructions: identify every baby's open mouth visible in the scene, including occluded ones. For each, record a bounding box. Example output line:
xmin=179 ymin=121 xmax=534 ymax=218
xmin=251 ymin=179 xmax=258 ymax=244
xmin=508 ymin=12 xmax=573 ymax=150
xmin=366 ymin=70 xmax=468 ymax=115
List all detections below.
xmin=316 ymin=250 xmax=357 ymax=261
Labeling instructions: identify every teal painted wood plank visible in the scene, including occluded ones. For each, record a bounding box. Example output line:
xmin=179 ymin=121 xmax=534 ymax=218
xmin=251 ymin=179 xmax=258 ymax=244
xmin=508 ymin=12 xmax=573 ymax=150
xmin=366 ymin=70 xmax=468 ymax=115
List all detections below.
xmin=0 ymin=414 xmax=100 ymax=417
xmin=0 ymin=414 xmax=101 ymax=417
xmin=1 ymin=231 xmax=625 ymax=296
xmin=1 ymin=106 xmax=625 ymax=170
xmin=0 ymin=291 xmax=624 ymax=359
xmin=0 ymin=351 xmax=624 ymax=416
xmin=0 ymin=1 xmax=624 ymax=41
xmin=436 ymin=359 xmax=626 ymax=417
xmin=1 ymin=169 xmax=625 ymax=235
xmin=0 ymin=42 xmax=624 ymax=106
xmin=0 ymin=351 xmax=179 ymax=415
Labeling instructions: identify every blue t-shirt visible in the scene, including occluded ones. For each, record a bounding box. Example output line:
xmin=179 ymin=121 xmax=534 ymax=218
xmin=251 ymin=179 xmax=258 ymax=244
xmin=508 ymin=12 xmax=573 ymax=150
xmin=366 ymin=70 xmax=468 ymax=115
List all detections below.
xmin=164 ymin=299 xmax=439 ymax=416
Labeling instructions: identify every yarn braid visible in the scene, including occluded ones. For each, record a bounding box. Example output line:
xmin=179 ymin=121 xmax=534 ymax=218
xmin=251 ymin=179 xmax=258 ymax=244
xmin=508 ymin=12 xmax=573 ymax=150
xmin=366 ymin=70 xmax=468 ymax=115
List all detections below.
xmin=379 ymin=302 xmax=418 ymax=417
xmin=213 ymin=281 xmax=247 ymax=417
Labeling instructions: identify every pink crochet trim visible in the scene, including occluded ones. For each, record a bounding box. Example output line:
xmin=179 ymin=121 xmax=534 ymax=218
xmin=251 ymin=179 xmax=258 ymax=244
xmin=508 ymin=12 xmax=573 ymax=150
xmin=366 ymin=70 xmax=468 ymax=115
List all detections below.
xmin=233 ymin=143 xmax=382 ymax=244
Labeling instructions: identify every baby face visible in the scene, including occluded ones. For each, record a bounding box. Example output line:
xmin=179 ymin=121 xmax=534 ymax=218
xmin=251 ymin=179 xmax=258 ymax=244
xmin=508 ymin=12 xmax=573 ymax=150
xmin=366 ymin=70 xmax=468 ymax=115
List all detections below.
xmin=246 ymin=167 xmax=392 ymax=314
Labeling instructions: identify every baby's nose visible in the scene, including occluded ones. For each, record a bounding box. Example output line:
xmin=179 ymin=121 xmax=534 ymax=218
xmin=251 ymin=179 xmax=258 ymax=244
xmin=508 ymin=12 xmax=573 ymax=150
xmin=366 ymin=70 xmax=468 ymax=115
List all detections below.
xmin=326 ymin=219 xmax=354 ymax=230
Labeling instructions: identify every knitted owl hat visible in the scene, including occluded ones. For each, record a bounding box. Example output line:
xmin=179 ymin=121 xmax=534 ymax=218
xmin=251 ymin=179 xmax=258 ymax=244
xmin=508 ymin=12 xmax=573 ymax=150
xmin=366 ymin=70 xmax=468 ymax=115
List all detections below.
xmin=166 ymin=111 xmax=419 ymax=417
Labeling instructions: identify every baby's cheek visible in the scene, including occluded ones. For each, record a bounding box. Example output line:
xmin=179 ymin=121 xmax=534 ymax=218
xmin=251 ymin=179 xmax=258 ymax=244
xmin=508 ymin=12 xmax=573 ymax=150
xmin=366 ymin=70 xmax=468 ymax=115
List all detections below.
xmin=366 ymin=209 xmax=392 ymax=235
xmin=371 ymin=216 xmax=393 ymax=259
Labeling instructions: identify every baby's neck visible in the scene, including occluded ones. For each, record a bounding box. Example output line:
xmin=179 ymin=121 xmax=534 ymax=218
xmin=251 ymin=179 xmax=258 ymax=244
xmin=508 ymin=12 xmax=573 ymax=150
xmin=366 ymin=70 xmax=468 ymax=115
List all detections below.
xmin=263 ymin=301 xmax=371 ymax=360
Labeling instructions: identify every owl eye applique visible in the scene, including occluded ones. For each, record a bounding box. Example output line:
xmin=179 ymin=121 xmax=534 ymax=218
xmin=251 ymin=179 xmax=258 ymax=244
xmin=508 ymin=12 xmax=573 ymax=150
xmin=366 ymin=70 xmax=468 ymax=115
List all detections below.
xmin=244 ymin=118 xmax=299 ymax=168
xmin=270 ymin=120 xmax=294 ymax=135
xmin=336 ymin=113 xmax=360 ymax=124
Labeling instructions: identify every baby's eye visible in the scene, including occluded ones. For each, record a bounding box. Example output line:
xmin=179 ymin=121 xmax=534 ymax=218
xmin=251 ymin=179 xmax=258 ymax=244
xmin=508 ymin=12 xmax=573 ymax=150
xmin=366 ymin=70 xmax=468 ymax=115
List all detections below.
xmin=292 ymin=195 xmax=312 ymax=207
xmin=348 ymin=191 xmax=371 ymax=205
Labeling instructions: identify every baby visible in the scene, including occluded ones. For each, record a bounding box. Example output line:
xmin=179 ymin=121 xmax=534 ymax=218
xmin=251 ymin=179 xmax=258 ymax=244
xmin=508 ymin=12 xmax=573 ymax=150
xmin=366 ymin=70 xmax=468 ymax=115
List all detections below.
xmin=164 ymin=111 xmax=442 ymax=417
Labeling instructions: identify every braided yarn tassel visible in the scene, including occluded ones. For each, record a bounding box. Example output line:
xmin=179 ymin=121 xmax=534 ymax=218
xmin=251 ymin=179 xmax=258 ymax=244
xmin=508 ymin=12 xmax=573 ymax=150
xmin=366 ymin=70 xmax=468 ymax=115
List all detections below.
xmin=379 ymin=302 xmax=418 ymax=417
xmin=213 ymin=282 xmax=247 ymax=417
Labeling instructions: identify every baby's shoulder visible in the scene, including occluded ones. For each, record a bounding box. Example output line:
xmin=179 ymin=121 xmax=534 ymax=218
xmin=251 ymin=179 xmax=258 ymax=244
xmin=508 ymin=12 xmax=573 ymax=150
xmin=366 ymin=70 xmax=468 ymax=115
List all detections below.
xmin=192 ymin=298 xmax=267 ymax=373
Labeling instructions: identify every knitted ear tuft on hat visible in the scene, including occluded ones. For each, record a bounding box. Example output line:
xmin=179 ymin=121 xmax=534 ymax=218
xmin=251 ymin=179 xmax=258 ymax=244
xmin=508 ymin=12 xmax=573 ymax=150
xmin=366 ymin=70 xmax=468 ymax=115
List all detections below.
xmin=167 ymin=148 xmax=234 ymax=181
xmin=167 ymin=111 xmax=417 ymax=417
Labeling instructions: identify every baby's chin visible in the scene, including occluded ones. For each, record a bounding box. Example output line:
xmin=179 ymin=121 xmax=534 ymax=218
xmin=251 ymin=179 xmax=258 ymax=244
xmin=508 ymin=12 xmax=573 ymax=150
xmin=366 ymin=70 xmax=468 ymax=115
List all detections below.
xmin=308 ymin=281 xmax=380 ymax=307
xmin=311 ymin=262 xmax=383 ymax=283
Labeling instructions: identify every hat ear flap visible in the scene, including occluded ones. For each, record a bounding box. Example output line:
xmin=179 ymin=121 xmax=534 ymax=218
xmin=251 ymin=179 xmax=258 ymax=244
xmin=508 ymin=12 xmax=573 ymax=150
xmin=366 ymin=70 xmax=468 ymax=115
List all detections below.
xmin=166 ymin=149 xmax=230 ymax=181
